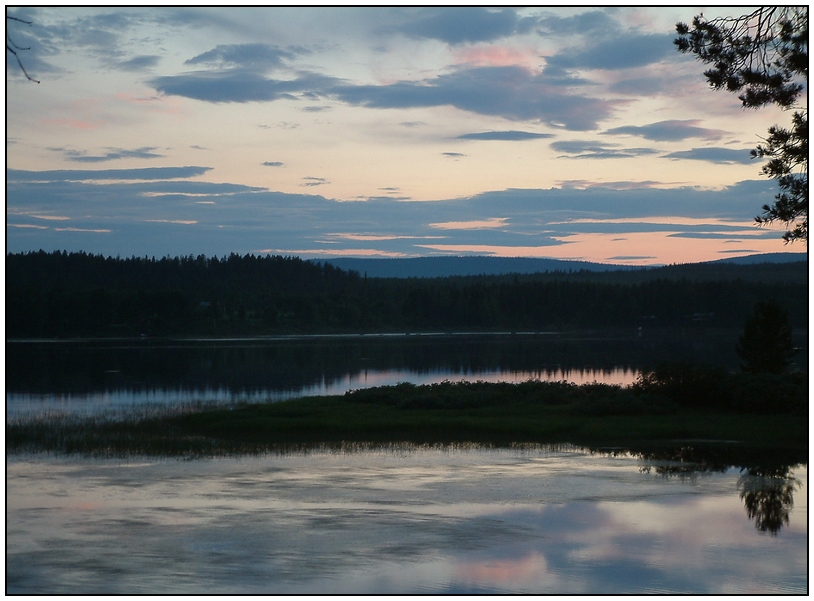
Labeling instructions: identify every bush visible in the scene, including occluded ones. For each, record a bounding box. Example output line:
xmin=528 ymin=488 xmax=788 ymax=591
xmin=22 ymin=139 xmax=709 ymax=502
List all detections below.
xmin=729 ymin=371 xmax=808 ymax=415
xmin=632 ymin=361 xmax=733 ymax=410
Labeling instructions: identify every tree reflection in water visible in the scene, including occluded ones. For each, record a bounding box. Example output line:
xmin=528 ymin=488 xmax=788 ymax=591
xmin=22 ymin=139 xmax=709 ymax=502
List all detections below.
xmin=629 ymin=445 xmax=804 ymax=536
xmin=738 ymin=467 xmax=801 ymax=535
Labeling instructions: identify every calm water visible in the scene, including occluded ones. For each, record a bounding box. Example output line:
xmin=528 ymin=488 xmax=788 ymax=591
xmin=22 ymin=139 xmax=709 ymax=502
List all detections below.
xmin=7 ymin=332 xmax=742 ymax=419
xmin=6 ymin=447 xmax=807 ymax=594
xmin=8 ymin=333 xmax=806 ymax=593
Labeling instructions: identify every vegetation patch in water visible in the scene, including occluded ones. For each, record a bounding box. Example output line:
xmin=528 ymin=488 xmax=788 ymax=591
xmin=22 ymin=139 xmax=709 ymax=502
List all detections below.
xmin=7 ymin=368 xmax=807 ymax=457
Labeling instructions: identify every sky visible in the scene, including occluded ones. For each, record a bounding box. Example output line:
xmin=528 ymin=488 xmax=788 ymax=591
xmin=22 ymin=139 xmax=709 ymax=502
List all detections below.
xmin=6 ymin=6 xmax=807 ymax=265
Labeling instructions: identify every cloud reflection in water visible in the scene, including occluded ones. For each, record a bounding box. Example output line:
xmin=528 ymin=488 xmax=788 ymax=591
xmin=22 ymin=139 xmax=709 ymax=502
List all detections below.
xmin=6 ymin=448 xmax=807 ymax=594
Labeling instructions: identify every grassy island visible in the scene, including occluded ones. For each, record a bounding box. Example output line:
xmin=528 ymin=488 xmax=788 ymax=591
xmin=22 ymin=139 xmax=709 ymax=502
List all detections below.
xmin=7 ymin=366 xmax=808 ymax=458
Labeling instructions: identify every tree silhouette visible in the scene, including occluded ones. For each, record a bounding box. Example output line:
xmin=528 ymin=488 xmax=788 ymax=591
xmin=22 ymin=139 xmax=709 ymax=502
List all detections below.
xmin=736 ymin=299 xmax=796 ymax=374
xmin=738 ymin=466 xmax=801 ymax=535
xmin=675 ymin=8 xmax=808 ymax=242
xmin=6 ymin=14 xmax=39 ymax=83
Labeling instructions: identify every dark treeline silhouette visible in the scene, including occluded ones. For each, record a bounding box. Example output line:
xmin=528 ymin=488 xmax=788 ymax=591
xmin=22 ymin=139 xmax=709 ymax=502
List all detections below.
xmin=6 ymin=250 xmax=808 ymax=338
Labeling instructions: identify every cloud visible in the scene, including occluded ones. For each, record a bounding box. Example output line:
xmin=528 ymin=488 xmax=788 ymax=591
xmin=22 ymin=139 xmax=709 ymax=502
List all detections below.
xmin=7 ymin=9 xmax=162 ymax=77
xmin=116 ymin=54 xmax=161 ymax=71
xmin=262 ymin=248 xmax=409 ymax=258
xmin=454 ymin=45 xmax=543 ymax=69
xmin=442 ymin=152 xmax=466 ymax=158
xmin=262 ymin=161 xmax=285 ymax=167
xmin=145 ymin=219 xmax=198 ymax=225
xmin=16 ymin=214 xmax=71 ymax=221
xmin=185 ymin=43 xmax=297 ymax=70
xmin=8 ymin=223 xmax=48 ymax=230
xmin=326 ymin=233 xmax=442 ymax=242
xmin=148 ymin=58 xmax=604 ymax=131
xmin=664 ymin=148 xmax=754 ymax=164
xmin=150 ymin=71 xmax=336 ymax=103
xmin=54 ymin=227 xmax=112 ymax=233
xmin=53 ymin=146 xmax=165 ymax=163
xmin=542 ymin=218 xmax=768 ymax=236
xmin=136 ymin=181 xmax=265 ymax=196
xmin=415 ymin=243 xmax=567 ymax=256
xmin=457 ymin=131 xmax=554 ymax=141
xmin=667 ymin=231 xmax=777 ymax=240
xmin=536 ymin=10 xmax=618 ymax=36
xmin=386 ymin=8 xmax=521 ymax=44
xmin=7 ymin=166 xmax=212 ymax=181
xmin=604 ymin=120 xmax=728 ymax=141
xmin=466 ymin=180 xmax=777 ymax=220
xmin=150 ymin=49 xmax=616 ymax=129
xmin=329 ymin=66 xmax=620 ymax=130
xmin=545 ymin=33 xmax=676 ymax=73
xmin=609 ymin=75 xmax=677 ymax=97
xmin=430 ymin=218 xmax=508 ymax=230
xmin=607 ymin=255 xmax=655 ymax=261
xmin=301 ymin=176 xmax=328 ymax=187
xmin=5 ymin=12 xmax=65 ymax=78
xmin=557 ymin=179 xmax=665 ymax=190
xmin=6 ymin=167 xmax=786 ymax=261
xmin=551 ymin=141 xmax=659 ymax=159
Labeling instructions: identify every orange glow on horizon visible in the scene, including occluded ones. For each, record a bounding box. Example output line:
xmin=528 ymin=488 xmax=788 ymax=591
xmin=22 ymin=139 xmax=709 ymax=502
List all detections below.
xmin=417 ymin=227 xmax=792 ymax=265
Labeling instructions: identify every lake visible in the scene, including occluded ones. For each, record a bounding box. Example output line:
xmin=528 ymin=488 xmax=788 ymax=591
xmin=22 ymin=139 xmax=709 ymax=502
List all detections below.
xmin=6 ymin=332 xmax=807 ymax=593
xmin=7 ymin=446 xmax=807 ymax=594
xmin=7 ymin=331 xmax=744 ymax=420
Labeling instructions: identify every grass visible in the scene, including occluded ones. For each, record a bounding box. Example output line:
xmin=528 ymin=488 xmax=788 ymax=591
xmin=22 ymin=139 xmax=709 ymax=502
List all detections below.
xmin=7 ymin=378 xmax=808 ymax=458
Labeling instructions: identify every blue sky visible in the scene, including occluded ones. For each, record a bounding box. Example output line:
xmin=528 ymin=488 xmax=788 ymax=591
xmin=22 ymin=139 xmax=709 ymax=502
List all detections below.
xmin=6 ymin=7 xmax=805 ymax=264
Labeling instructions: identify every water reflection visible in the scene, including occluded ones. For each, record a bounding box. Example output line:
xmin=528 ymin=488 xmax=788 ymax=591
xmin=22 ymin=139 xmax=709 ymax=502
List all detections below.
xmin=6 ymin=447 xmax=806 ymax=594
xmin=633 ymin=446 xmax=806 ymax=536
xmin=7 ymin=332 xmax=742 ymax=419
xmin=738 ymin=467 xmax=801 ymax=535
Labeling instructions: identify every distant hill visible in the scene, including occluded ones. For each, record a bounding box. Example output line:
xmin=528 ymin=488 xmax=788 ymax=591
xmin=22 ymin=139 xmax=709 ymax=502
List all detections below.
xmin=707 ymin=252 xmax=807 ymax=265
xmin=321 ymin=256 xmax=635 ymax=278
xmin=321 ymin=253 xmax=805 ymax=278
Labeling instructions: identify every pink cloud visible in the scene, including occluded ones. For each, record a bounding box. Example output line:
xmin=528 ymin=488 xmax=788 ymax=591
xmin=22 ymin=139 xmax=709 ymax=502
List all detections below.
xmin=44 ymin=98 xmax=107 ymax=130
xmin=116 ymin=92 xmax=186 ymax=116
xmin=454 ymin=45 xmax=539 ymax=69
xmin=42 ymin=118 xmax=102 ymax=130
xmin=429 ymin=218 xmax=508 ymax=230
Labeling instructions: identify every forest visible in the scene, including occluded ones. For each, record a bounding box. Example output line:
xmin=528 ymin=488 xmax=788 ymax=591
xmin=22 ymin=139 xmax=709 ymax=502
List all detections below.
xmin=5 ymin=250 xmax=808 ymax=338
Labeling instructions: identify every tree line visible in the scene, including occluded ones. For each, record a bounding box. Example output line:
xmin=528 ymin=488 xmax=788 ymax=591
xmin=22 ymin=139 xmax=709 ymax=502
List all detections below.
xmin=6 ymin=250 xmax=807 ymax=338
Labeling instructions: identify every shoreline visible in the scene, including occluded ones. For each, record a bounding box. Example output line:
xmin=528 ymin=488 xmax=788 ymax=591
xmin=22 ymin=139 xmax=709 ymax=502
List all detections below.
xmin=8 ymin=377 xmax=808 ymax=458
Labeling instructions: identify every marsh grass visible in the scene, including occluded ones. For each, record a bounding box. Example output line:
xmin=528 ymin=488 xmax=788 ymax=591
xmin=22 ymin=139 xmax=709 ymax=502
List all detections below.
xmin=7 ymin=374 xmax=807 ymax=458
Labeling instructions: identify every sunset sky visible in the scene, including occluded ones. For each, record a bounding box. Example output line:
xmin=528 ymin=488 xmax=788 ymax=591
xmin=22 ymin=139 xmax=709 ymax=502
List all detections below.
xmin=6 ymin=6 xmax=806 ymax=265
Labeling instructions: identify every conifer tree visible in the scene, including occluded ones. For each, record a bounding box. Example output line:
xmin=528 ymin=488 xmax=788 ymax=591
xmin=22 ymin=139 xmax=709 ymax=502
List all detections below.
xmin=736 ymin=300 xmax=796 ymax=374
xmin=676 ymin=8 xmax=808 ymax=242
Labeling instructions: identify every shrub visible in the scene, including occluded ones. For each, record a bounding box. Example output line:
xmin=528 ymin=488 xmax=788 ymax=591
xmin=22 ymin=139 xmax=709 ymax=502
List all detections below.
xmin=729 ymin=371 xmax=808 ymax=415
xmin=632 ymin=361 xmax=733 ymax=410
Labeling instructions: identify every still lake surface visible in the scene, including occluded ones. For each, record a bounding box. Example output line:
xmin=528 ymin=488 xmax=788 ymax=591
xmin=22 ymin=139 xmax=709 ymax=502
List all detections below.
xmin=6 ymin=333 xmax=808 ymax=593
xmin=7 ymin=331 xmax=745 ymax=420
xmin=7 ymin=447 xmax=807 ymax=594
